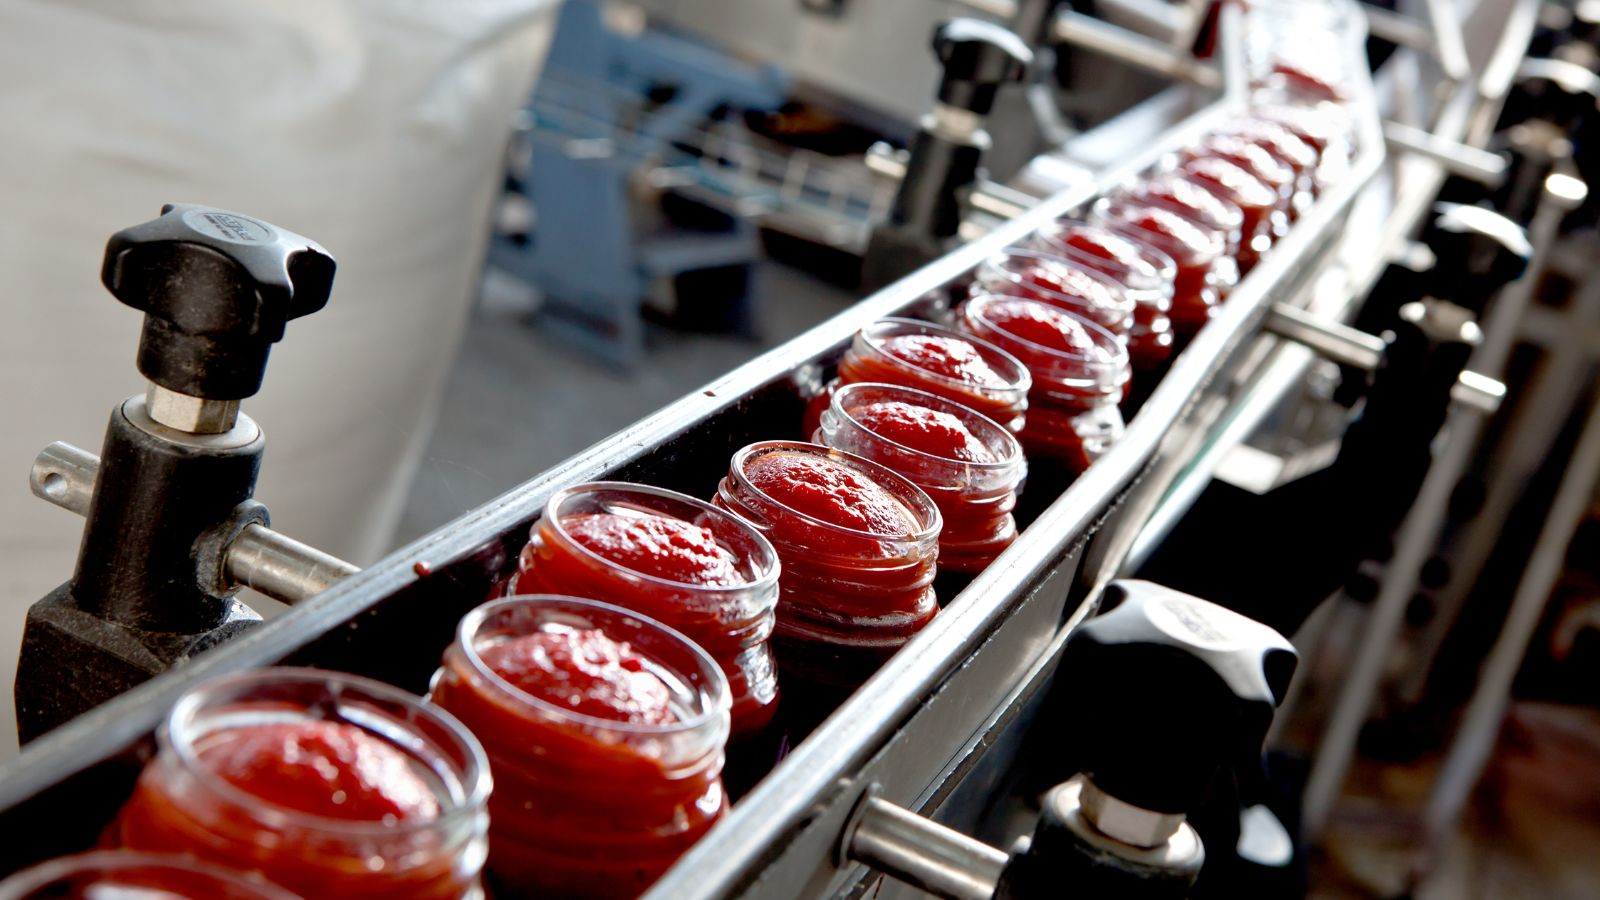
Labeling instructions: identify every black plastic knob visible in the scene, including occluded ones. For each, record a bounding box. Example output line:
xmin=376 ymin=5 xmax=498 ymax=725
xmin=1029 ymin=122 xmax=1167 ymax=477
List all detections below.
xmin=1057 ymin=581 xmax=1297 ymax=816
xmin=933 ymin=18 xmax=1032 ymax=117
xmin=102 ymin=203 xmax=336 ymax=400
xmin=1422 ymin=203 xmax=1531 ymax=311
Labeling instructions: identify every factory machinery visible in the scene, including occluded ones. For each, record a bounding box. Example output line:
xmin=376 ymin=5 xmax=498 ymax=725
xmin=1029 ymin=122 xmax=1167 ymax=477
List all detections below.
xmin=4 ymin=0 xmax=1597 ymax=897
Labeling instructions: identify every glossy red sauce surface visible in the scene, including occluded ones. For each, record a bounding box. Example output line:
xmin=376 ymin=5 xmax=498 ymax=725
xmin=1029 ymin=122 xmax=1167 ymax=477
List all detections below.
xmin=854 ymin=400 xmax=997 ymax=464
xmin=880 ymin=334 xmax=1010 ymax=389
xmin=200 ymin=721 xmax=439 ymax=823
xmin=983 ymin=299 xmax=1099 ymax=357
xmin=480 ymin=629 xmax=678 ymax=726
xmin=1189 ymin=135 xmax=1295 ymax=194
xmin=563 ymin=512 xmax=743 ymax=588
xmin=1123 ymin=175 xmax=1243 ymax=241
xmin=1222 ymin=120 xmax=1317 ymax=176
xmin=744 ymin=451 xmax=915 ymax=537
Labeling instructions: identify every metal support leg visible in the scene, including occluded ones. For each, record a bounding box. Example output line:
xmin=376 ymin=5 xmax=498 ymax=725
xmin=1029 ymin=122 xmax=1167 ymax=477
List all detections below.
xmin=1416 ymin=385 xmax=1600 ymax=873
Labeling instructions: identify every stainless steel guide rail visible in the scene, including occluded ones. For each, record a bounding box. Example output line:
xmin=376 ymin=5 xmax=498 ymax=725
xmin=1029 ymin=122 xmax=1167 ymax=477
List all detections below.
xmin=0 ymin=2 xmax=1484 ymax=897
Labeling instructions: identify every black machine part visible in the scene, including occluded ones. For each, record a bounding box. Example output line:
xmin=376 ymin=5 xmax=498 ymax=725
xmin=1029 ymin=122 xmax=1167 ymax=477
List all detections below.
xmin=104 ymin=202 xmax=335 ymax=401
xmin=15 ymin=205 xmax=335 ymax=743
xmin=997 ymin=581 xmax=1296 ymax=899
xmin=862 ymin=19 xmax=1031 ymax=291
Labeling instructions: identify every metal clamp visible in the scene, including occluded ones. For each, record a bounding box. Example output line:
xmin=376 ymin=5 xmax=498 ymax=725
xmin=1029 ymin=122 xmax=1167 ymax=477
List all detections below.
xmin=1261 ymin=303 xmax=1505 ymax=415
xmin=30 ymin=441 xmax=359 ymax=605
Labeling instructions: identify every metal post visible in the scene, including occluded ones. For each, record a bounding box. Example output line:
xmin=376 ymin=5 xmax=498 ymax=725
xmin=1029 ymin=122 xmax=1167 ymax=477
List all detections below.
xmin=845 ymin=796 xmax=1007 ymax=900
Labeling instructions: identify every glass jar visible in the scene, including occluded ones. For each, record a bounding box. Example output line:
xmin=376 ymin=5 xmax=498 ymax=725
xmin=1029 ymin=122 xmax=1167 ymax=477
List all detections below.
xmin=816 ymin=382 xmax=1026 ymax=574
xmin=807 ymin=318 xmax=1032 ymax=437
xmin=0 ymin=852 xmax=297 ymax=900
xmin=714 ymin=441 xmax=941 ymax=690
xmin=110 ymin=668 xmax=491 ymax=900
xmin=1176 ymin=155 xmax=1284 ymax=272
xmin=1116 ymin=174 xmax=1244 ymax=263
xmin=1032 ymin=220 xmax=1177 ymax=371
xmin=959 ymin=293 xmax=1130 ymax=473
xmin=1181 ymin=134 xmax=1300 ymax=221
xmin=1091 ymin=198 xmax=1234 ymax=337
xmin=430 ymin=596 xmax=729 ymax=900
xmin=971 ymin=248 xmax=1135 ymax=336
xmin=507 ymin=482 xmax=780 ymax=739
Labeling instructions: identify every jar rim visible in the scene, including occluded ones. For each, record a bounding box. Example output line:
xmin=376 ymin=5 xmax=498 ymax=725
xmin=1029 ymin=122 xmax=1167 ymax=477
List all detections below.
xmin=540 ymin=481 xmax=781 ymax=597
xmin=859 ymin=318 xmax=1032 ymax=398
xmin=726 ymin=440 xmax=943 ymax=546
xmin=1120 ymin=174 xmax=1245 ymax=233
xmin=979 ymin=248 xmax=1136 ymax=320
xmin=1177 ymin=157 xmax=1279 ymax=211
xmin=454 ymin=595 xmax=730 ymax=739
xmin=962 ymin=293 xmax=1131 ymax=377
xmin=1035 ymin=220 xmax=1177 ymax=287
xmin=161 ymin=666 xmax=492 ymax=839
xmin=828 ymin=381 xmax=1025 ymax=474
xmin=1095 ymin=197 xmax=1226 ymax=262
xmin=0 ymin=851 xmax=300 ymax=900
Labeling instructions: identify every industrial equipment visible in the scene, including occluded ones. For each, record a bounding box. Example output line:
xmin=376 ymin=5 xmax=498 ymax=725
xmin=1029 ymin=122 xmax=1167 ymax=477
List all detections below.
xmin=2 ymin=0 xmax=1588 ymax=897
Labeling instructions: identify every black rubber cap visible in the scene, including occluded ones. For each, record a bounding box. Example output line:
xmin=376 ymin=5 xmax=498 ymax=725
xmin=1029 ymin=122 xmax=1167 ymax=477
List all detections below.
xmin=933 ymin=18 xmax=1032 ymax=116
xmin=1058 ymin=581 xmax=1297 ymax=816
xmin=102 ymin=203 xmax=336 ymax=400
xmin=1423 ymin=202 xmax=1531 ymax=310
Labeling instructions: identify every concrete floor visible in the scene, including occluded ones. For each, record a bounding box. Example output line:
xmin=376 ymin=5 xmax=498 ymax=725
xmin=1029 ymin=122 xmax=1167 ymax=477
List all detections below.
xmin=393 ymin=261 xmax=851 ymax=546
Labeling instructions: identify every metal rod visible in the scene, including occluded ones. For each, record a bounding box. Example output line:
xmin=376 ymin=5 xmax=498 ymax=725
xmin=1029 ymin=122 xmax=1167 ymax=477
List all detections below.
xmin=29 ymin=441 xmax=97 ymax=516
xmin=1364 ymin=7 xmax=1435 ymax=52
xmin=1422 ymin=0 xmax=1471 ymax=83
xmin=30 ymin=442 xmax=358 ymax=605
xmin=1418 ymin=386 xmax=1600 ymax=870
xmin=1052 ymin=10 xmax=1222 ymax=89
xmin=1383 ymin=120 xmax=1507 ymax=187
xmin=845 ymin=796 xmax=1007 ymax=900
xmin=1262 ymin=303 xmax=1387 ymax=371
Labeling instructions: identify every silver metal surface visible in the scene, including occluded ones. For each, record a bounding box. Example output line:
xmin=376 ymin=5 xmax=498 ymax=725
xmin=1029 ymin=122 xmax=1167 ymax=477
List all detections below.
xmin=930 ymin=105 xmax=985 ymax=145
xmin=28 ymin=442 xmax=357 ymax=605
xmin=1423 ymin=0 xmax=1472 ymax=82
xmin=1080 ymin=777 xmax=1184 ymax=849
xmin=1051 ymin=777 xmax=1205 ymax=868
xmin=1052 ymin=9 xmax=1221 ymax=89
xmin=30 ymin=442 xmax=96 ymax=517
xmin=145 ymin=384 xmax=240 ymax=435
xmin=1450 ymin=369 xmax=1505 ymax=415
xmin=845 ymin=796 xmax=1007 ymax=900
xmin=1262 ymin=303 xmax=1386 ymax=371
xmin=226 ymin=524 xmax=361 ymax=605
xmin=1382 ymin=120 xmax=1506 ymax=186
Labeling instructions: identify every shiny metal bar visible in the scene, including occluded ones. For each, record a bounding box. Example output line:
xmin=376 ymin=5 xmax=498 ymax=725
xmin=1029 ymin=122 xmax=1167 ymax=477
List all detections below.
xmin=29 ymin=442 xmax=358 ymax=605
xmin=1262 ymin=303 xmax=1386 ymax=371
xmin=1364 ymin=7 xmax=1435 ymax=51
xmin=1052 ymin=10 xmax=1222 ymax=89
xmin=1382 ymin=120 xmax=1507 ymax=186
xmin=30 ymin=441 xmax=97 ymax=516
xmin=1423 ymin=0 xmax=1472 ymax=82
xmin=226 ymin=525 xmax=361 ymax=605
xmin=846 ymin=797 xmax=1007 ymax=900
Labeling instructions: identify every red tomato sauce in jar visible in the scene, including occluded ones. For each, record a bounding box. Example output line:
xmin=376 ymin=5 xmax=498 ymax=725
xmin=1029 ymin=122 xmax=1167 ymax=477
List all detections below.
xmin=959 ymin=294 xmax=1130 ymax=472
xmin=508 ymin=482 xmax=781 ymax=739
xmin=1117 ymin=174 xmax=1244 ymax=259
xmin=1177 ymin=156 xmax=1284 ymax=271
xmin=1092 ymin=198 xmax=1233 ymax=336
xmin=971 ymin=248 xmax=1135 ymax=335
xmin=1032 ymin=221 xmax=1177 ymax=371
xmin=110 ymin=669 xmax=491 ymax=900
xmin=816 ymin=383 xmax=1027 ymax=574
xmin=431 ymin=596 xmax=730 ymax=900
xmin=805 ymin=318 xmax=1031 ymax=437
xmin=1182 ymin=135 xmax=1298 ymax=217
xmin=714 ymin=441 xmax=941 ymax=690
xmin=0 ymin=852 xmax=298 ymax=900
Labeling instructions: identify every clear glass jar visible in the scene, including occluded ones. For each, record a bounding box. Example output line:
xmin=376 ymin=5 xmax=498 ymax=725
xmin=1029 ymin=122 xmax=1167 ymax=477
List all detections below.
xmin=958 ymin=293 xmax=1130 ymax=473
xmin=1091 ymin=197 xmax=1235 ymax=337
xmin=1116 ymin=174 xmax=1244 ymax=263
xmin=1175 ymin=155 xmax=1284 ymax=272
xmin=430 ymin=596 xmax=730 ymax=900
xmin=816 ymin=382 xmax=1026 ymax=574
xmin=110 ymin=668 xmax=491 ymax=900
xmin=0 ymin=852 xmax=298 ymax=899
xmin=713 ymin=441 xmax=941 ymax=689
xmin=507 ymin=481 xmax=780 ymax=739
xmin=806 ymin=318 xmax=1032 ymax=437
xmin=1180 ymin=134 xmax=1300 ymax=221
xmin=1031 ymin=220 xmax=1177 ymax=372
xmin=971 ymin=247 xmax=1135 ymax=336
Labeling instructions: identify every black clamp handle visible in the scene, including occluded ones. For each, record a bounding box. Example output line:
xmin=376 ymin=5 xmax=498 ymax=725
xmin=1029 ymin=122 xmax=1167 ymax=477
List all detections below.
xmin=933 ymin=18 xmax=1032 ymax=116
xmin=103 ymin=203 xmax=336 ymax=401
